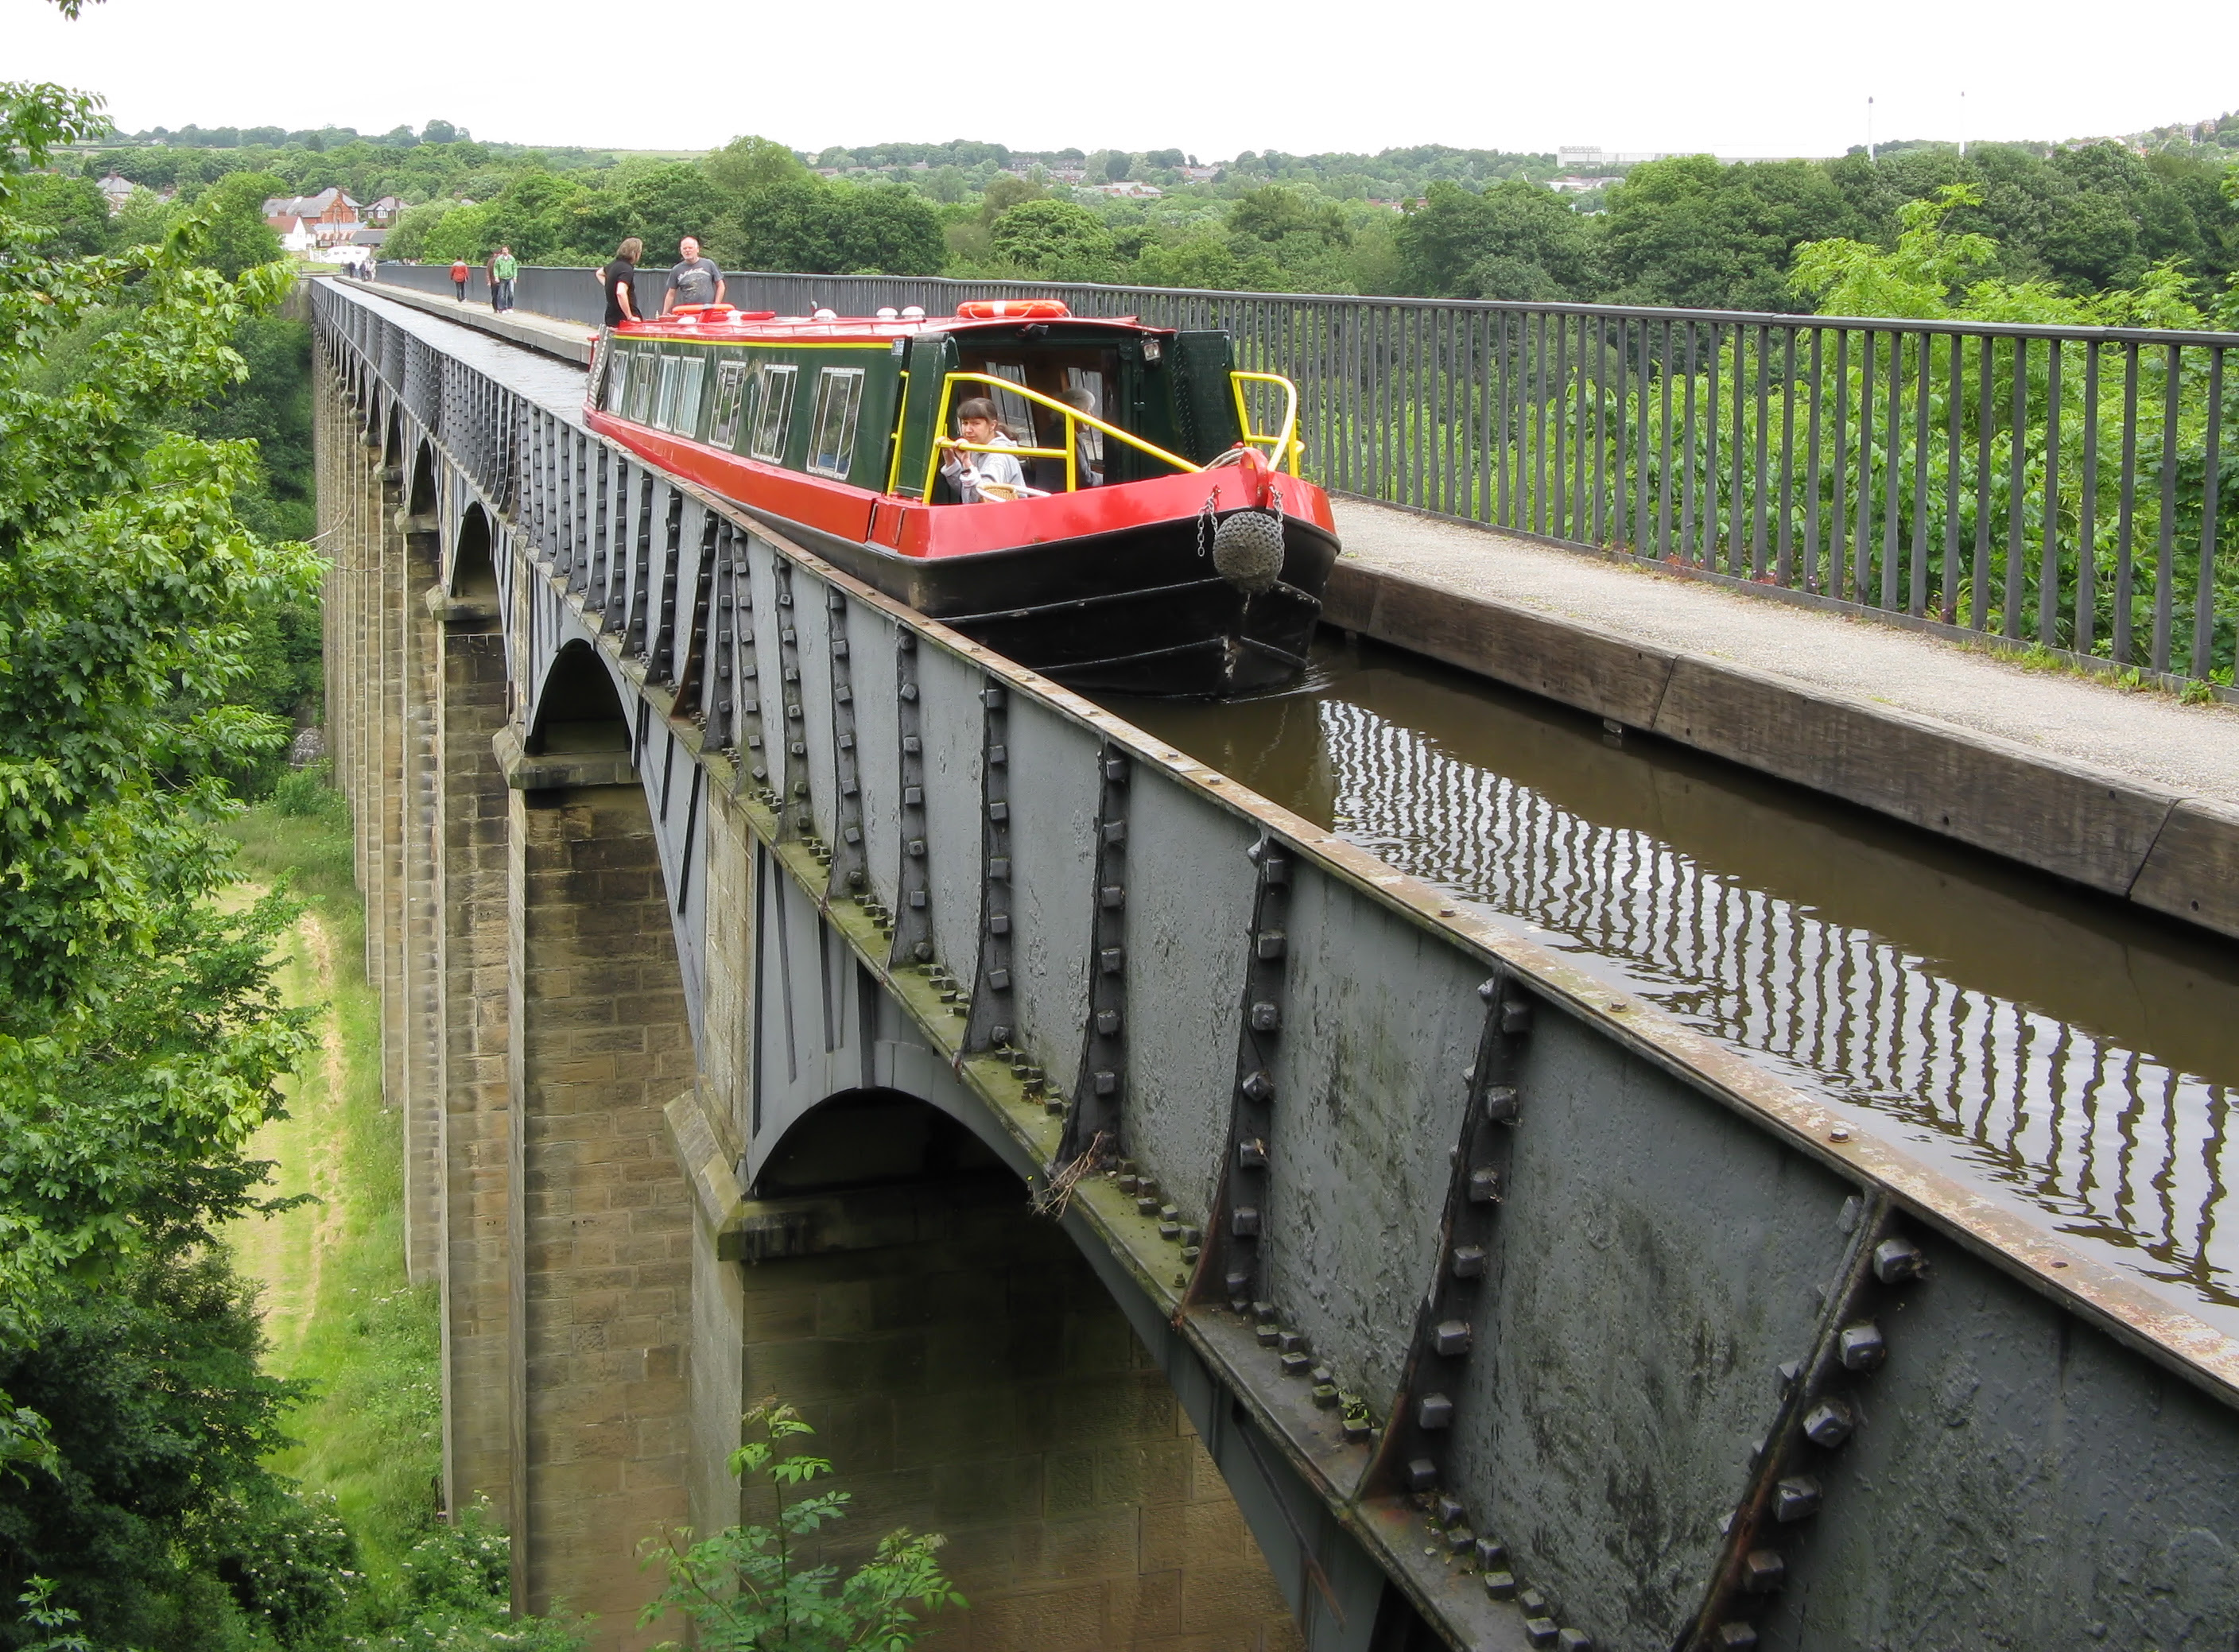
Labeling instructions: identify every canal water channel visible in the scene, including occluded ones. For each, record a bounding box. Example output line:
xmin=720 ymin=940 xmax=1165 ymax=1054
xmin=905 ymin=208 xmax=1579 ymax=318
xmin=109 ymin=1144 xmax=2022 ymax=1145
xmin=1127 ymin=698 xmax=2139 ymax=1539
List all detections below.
xmin=1105 ymin=633 xmax=2239 ymax=1336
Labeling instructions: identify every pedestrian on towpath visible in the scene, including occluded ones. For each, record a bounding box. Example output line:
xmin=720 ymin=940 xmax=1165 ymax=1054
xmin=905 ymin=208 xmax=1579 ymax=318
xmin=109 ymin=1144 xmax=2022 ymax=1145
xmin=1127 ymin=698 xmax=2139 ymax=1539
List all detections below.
xmin=601 ymin=238 xmax=642 ymax=327
xmin=662 ymin=235 xmax=724 ymax=315
xmin=451 ymin=258 xmax=469 ymax=301
xmin=492 ymin=246 xmax=518 ymax=312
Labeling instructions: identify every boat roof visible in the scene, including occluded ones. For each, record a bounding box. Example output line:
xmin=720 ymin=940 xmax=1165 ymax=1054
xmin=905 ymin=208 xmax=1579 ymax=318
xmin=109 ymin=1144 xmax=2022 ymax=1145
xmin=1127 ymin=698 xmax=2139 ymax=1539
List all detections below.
xmin=608 ymin=312 xmax=1170 ymax=346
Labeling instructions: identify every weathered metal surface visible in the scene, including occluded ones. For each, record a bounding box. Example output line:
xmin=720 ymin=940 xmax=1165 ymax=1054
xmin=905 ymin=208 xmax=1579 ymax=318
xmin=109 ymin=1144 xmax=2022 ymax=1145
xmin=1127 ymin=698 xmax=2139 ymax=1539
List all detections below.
xmin=318 ymin=281 xmax=2239 ymax=1652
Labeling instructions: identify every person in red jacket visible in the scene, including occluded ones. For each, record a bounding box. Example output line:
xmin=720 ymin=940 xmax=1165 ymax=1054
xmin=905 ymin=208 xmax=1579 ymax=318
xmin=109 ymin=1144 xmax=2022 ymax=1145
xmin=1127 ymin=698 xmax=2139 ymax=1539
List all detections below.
xmin=450 ymin=258 xmax=469 ymax=301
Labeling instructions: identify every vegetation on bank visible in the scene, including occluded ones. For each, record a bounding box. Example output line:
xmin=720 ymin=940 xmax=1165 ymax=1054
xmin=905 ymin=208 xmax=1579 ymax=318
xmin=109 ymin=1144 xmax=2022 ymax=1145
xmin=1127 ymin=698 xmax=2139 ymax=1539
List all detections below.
xmin=0 ymin=60 xmax=570 ymax=1647
xmin=53 ymin=111 xmax=2239 ymax=314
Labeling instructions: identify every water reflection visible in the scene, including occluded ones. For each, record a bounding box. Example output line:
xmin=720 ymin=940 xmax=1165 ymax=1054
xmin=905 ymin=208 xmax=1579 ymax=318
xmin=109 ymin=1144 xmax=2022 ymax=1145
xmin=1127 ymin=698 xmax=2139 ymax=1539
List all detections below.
xmin=1110 ymin=637 xmax=2239 ymax=1325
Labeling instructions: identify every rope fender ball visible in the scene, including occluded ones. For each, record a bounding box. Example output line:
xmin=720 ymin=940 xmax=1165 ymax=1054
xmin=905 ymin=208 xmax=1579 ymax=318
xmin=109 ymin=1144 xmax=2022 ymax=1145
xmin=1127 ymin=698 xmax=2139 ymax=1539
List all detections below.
xmin=1212 ymin=509 xmax=1286 ymax=595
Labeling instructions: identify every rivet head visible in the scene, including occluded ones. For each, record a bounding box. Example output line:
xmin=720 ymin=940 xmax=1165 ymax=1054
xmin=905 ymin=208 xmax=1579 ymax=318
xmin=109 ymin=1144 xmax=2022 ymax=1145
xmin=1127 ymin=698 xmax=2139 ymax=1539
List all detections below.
xmin=1418 ymin=1393 xmax=1455 ymax=1430
xmin=1237 ymin=1137 xmax=1268 ymax=1169
xmin=1872 ymin=1236 xmax=1926 ymax=1284
xmin=1557 ymin=1631 xmax=1594 ymax=1652
xmin=1433 ymin=1319 xmax=1473 ymax=1357
xmin=1250 ymin=1001 xmax=1281 ymax=1032
xmin=1240 ymin=1069 xmax=1275 ymax=1103
xmin=1231 ymin=1207 xmax=1262 ymax=1239
xmin=1435 ymin=1493 xmax=1465 ymax=1529
xmin=1714 ymin=1625 xmax=1759 ymax=1650
xmin=1500 ymin=1000 xmax=1533 ymax=1034
xmin=1772 ymin=1476 xmax=1822 ymax=1522
xmin=1802 ymin=1396 xmax=1856 ymax=1448
xmin=1524 ymin=1615 xmax=1558 ymax=1649
xmin=1740 ymin=1549 xmax=1786 ymax=1594
xmin=1837 ymin=1321 xmax=1887 ymax=1372
xmin=1473 ymin=1537 xmax=1507 ymax=1569
xmin=1482 ymin=1570 xmax=1516 ymax=1600
xmin=1484 ymin=1085 xmax=1520 ymax=1123
xmin=1449 ymin=1245 xmax=1487 ymax=1278
xmin=1405 ymin=1457 xmax=1438 ymax=1492
xmin=1468 ymin=1166 xmax=1503 ymax=1204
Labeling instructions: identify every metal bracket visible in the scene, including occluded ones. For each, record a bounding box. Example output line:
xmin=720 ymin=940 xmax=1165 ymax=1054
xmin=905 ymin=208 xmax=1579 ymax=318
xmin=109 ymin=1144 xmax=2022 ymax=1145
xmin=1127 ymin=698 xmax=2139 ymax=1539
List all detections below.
xmin=1368 ymin=972 xmax=1531 ymax=1519
xmin=1064 ymin=742 xmax=1131 ymax=1160
xmin=1200 ymin=832 xmax=1294 ymax=1320
xmin=825 ymin=587 xmax=867 ymax=898
xmin=1673 ymin=1193 xmax=1923 ymax=1652
xmin=770 ymin=562 xmax=809 ymax=841
xmin=889 ymin=628 xmax=933 ymax=971
xmin=965 ymin=681 xmax=1015 ymax=1057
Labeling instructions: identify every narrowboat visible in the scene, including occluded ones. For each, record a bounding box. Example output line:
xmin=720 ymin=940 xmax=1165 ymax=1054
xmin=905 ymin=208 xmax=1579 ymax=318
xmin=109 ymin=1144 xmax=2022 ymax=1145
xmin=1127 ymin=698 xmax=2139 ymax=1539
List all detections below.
xmin=582 ymin=299 xmax=1340 ymax=696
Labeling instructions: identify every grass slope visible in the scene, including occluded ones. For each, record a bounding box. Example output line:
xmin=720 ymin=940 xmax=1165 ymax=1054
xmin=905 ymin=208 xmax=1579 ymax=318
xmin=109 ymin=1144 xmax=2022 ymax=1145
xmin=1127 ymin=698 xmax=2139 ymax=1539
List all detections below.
xmin=224 ymin=785 xmax=444 ymax=1584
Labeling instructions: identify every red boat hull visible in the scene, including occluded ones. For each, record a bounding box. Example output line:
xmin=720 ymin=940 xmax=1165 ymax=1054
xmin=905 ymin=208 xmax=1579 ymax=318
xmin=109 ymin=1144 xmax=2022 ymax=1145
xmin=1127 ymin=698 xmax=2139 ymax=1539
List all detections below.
xmin=586 ymin=411 xmax=1341 ymax=696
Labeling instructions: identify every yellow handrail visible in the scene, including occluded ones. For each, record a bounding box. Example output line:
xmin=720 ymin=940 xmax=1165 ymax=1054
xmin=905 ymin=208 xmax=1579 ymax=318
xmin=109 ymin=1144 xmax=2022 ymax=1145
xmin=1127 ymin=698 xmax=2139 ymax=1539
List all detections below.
xmin=921 ymin=371 xmax=1201 ymax=498
xmin=1231 ymin=370 xmax=1302 ymax=475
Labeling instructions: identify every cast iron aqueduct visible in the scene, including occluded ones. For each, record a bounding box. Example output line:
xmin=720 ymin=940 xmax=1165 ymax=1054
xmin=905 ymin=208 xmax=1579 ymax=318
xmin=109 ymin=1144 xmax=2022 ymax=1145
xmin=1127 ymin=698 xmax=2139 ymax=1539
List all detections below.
xmin=314 ymin=280 xmax=2239 ymax=1652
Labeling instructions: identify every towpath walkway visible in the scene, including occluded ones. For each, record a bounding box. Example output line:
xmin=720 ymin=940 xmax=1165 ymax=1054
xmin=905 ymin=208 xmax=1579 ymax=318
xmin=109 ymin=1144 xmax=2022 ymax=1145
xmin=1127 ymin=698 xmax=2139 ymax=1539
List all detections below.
xmin=1332 ymin=498 xmax=2239 ymax=807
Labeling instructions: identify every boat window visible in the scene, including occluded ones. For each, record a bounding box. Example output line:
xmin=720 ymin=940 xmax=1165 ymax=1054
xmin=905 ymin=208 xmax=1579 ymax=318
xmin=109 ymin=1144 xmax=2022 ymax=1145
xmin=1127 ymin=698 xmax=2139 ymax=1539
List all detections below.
xmin=708 ymin=360 xmax=748 ymax=448
xmin=671 ymin=355 xmax=706 ymax=435
xmin=1065 ymin=366 xmax=1107 ymax=467
xmin=626 ymin=352 xmax=657 ymax=423
xmin=653 ymin=355 xmax=683 ymax=431
xmin=600 ymin=343 xmax=632 ymax=413
xmin=747 ymin=363 xmax=797 ymax=463
xmin=981 ymin=361 xmax=1038 ymax=445
xmin=806 ymin=368 xmax=865 ymax=479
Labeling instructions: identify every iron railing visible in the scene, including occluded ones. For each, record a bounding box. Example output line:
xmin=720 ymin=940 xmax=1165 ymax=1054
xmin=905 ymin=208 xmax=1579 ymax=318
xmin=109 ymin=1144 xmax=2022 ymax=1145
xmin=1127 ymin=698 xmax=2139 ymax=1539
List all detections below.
xmin=371 ymin=262 xmax=2238 ymax=690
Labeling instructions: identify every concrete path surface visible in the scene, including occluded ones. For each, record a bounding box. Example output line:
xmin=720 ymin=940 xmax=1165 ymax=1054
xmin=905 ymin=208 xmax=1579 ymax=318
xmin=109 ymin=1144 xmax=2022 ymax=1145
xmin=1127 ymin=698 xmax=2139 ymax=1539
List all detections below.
xmin=1333 ymin=498 xmax=2239 ymax=808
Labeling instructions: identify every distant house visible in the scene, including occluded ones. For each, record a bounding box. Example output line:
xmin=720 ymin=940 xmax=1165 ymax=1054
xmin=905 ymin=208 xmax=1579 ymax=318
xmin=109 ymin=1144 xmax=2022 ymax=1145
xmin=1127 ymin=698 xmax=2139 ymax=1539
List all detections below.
xmin=271 ymin=215 xmax=320 ymax=254
xmin=96 ymin=173 xmax=136 ymax=214
xmin=261 ymin=187 xmax=361 ymax=246
xmin=1083 ymin=180 xmax=1162 ymax=200
xmin=366 ymin=195 xmax=404 ymax=227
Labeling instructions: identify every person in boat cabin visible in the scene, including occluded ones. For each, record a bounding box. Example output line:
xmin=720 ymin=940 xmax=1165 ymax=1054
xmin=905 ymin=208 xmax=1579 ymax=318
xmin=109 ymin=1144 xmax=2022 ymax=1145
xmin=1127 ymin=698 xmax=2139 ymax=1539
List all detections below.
xmin=662 ymin=236 xmax=726 ymax=314
xmin=941 ymin=397 xmax=1029 ymax=502
xmin=600 ymin=238 xmax=642 ymax=326
xmin=1058 ymin=386 xmax=1104 ymax=487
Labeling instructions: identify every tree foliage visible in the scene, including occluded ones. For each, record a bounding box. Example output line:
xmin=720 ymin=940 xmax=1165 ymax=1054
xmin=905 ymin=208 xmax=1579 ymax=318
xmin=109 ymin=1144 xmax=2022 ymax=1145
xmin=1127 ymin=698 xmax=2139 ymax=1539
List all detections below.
xmin=638 ymin=1402 xmax=963 ymax=1652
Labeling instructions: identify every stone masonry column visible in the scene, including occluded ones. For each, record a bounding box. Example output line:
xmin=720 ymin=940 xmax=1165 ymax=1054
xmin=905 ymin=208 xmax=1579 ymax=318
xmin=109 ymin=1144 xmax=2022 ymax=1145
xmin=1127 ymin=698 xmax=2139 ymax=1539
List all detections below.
xmin=400 ymin=522 xmax=443 ymax=1285
xmin=504 ymin=748 xmax=695 ymax=1644
xmin=430 ymin=581 xmax=514 ymax=1522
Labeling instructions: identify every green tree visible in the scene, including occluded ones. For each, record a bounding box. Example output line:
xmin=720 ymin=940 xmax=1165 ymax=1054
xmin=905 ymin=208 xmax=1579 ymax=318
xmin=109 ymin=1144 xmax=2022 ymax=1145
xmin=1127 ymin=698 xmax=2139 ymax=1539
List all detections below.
xmin=1395 ymin=178 xmax=1591 ymax=299
xmin=638 ymin=1402 xmax=964 ymax=1652
xmin=193 ymin=169 xmax=286 ymax=277
xmin=731 ymin=181 xmax=945 ymax=275
xmin=1602 ymin=155 xmax=1856 ymax=311
xmin=988 ymin=198 xmax=1119 ymax=281
xmin=703 ymin=134 xmax=809 ymax=198
xmin=481 ymin=170 xmax=592 ymax=262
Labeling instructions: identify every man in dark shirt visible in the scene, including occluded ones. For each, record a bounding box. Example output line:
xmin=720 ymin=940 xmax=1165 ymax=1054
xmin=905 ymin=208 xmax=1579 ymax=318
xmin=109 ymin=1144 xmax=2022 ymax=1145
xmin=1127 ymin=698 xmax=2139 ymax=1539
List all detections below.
xmin=662 ymin=236 xmax=725 ymax=314
xmin=600 ymin=238 xmax=642 ymax=327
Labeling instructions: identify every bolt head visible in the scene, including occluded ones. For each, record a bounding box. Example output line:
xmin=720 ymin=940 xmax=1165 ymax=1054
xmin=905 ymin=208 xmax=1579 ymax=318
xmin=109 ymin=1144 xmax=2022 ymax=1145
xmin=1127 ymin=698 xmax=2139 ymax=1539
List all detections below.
xmin=1231 ymin=1206 xmax=1262 ymax=1239
xmin=1278 ymin=1331 xmax=1307 ymax=1355
xmin=1482 ymin=1570 xmax=1516 ymax=1600
xmin=1518 ymin=1587 xmax=1547 ymax=1615
xmin=1873 ymin=1236 xmax=1927 ymax=1284
xmin=1473 ymin=1538 xmax=1507 ymax=1569
xmin=1450 ymin=1245 xmax=1487 ymax=1279
xmin=1837 ymin=1321 xmax=1887 ymax=1371
xmin=1714 ymin=1625 xmax=1759 ymax=1650
xmin=1435 ymin=1494 xmax=1466 ymax=1529
xmin=1740 ymin=1549 xmax=1786 ymax=1594
xmin=1558 ymin=1631 xmax=1594 ymax=1652
xmin=1772 ymin=1476 xmax=1822 ymax=1522
xmin=1251 ymin=1301 xmax=1276 ymax=1323
xmin=1279 ymin=1351 xmax=1311 ymax=1376
xmin=1445 ymin=1526 xmax=1474 ymax=1555
xmin=1802 ymin=1396 xmax=1856 ymax=1448
xmin=1418 ymin=1392 xmax=1455 ymax=1430
xmin=1237 ymin=1137 xmax=1268 ymax=1169
xmin=1468 ymin=1166 xmax=1504 ymax=1204
xmin=1312 ymin=1383 xmax=1341 ymax=1410
xmin=1405 ymin=1457 xmax=1438 ymax=1492
xmin=1433 ymin=1319 xmax=1473 ymax=1357
xmin=1524 ymin=1615 xmax=1558 ymax=1648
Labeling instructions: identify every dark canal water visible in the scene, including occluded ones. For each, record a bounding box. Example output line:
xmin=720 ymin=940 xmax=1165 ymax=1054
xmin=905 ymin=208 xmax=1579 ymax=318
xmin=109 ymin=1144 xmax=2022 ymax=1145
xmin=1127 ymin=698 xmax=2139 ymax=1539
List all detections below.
xmin=1104 ymin=634 xmax=2239 ymax=1334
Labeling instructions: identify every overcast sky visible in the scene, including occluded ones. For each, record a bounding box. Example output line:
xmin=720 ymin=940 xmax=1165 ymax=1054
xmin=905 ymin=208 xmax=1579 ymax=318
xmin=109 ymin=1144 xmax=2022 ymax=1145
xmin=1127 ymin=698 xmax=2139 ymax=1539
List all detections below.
xmin=6 ymin=0 xmax=2236 ymax=162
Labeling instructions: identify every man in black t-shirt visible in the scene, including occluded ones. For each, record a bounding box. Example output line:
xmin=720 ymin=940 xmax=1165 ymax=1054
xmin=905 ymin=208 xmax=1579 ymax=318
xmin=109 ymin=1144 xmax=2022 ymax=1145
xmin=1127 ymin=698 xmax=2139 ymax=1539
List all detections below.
xmin=662 ymin=236 xmax=724 ymax=313
xmin=600 ymin=237 xmax=642 ymax=327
